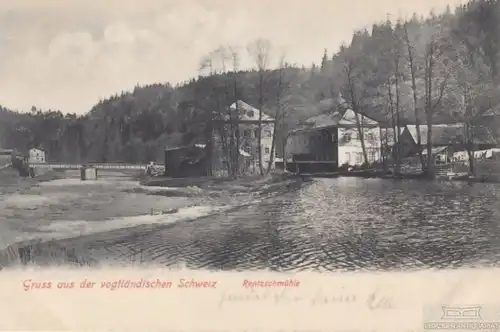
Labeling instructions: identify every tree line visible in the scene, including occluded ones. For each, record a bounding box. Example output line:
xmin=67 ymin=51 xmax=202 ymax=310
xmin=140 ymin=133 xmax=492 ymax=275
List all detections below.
xmin=1 ymin=0 xmax=500 ymax=178
xmin=324 ymin=0 xmax=500 ymax=177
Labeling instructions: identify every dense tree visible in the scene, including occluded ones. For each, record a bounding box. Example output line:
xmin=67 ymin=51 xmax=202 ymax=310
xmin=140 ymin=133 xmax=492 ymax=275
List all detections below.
xmin=1 ymin=0 xmax=500 ymax=177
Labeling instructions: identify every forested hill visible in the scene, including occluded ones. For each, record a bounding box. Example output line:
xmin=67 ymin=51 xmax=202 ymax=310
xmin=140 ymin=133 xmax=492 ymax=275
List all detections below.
xmin=1 ymin=0 xmax=500 ymax=163
xmin=0 ymin=66 xmax=333 ymax=163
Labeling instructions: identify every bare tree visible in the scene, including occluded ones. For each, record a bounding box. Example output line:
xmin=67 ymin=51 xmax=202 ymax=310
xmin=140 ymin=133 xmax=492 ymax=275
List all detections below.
xmin=198 ymin=56 xmax=214 ymax=76
xmin=266 ymin=54 xmax=289 ymax=174
xmin=229 ymin=46 xmax=241 ymax=178
xmin=423 ymin=34 xmax=452 ymax=178
xmin=392 ymin=25 xmax=405 ymax=175
xmin=198 ymin=46 xmax=229 ymax=75
xmin=386 ymin=77 xmax=398 ymax=170
xmin=215 ymin=46 xmax=230 ymax=73
xmin=342 ymin=57 xmax=369 ymax=165
xmin=247 ymin=38 xmax=272 ymax=175
xmin=449 ymin=40 xmax=496 ymax=176
xmin=403 ymin=22 xmax=425 ymax=169
xmin=198 ymin=46 xmax=238 ymax=177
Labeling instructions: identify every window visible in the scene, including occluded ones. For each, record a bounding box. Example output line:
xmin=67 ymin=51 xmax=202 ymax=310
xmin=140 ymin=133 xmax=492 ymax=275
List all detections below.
xmin=243 ymin=129 xmax=252 ymax=138
xmin=345 ymin=152 xmax=351 ymax=163
xmin=368 ymin=151 xmax=376 ymax=162
xmin=342 ymin=133 xmax=352 ymax=143
xmin=366 ymin=133 xmax=375 ymax=142
xmin=247 ymin=110 xmax=254 ymax=118
xmin=254 ymin=129 xmax=259 ymax=138
xmin=264 ymin=129 xmax=272 ymax=137
xmin=265 ymin=147 xmax=270 ymax=154
xmin=356 ymin=153 xmax=363 ymax=164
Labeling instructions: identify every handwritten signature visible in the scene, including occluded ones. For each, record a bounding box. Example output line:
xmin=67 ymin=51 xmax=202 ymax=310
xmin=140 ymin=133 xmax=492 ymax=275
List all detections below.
xmin=218 ymin=287 xmax=393 ymax=310
xmin=366 ymin=289 xmax=393 ymax=310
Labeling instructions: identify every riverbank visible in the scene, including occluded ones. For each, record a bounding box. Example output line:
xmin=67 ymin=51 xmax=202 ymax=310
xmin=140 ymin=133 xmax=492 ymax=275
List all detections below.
xmin=140 ymin=169 xmax=303 ymax=187
xmin=5 ymin=167 xmax=499 ymax=271
xmin=0 ymin=168 xmax=65 ymax=195
xmin=0 ymin=170 xmax=309 ymax=269
xmin=2 ymin=175 xmax=499 ymax=272
xmin=295 ymin=168 xmax=500 ymax=183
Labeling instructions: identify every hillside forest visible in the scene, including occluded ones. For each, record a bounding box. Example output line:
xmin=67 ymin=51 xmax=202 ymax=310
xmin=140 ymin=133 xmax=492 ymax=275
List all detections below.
xmin=1 ymin=0 xmax=500 ymax=177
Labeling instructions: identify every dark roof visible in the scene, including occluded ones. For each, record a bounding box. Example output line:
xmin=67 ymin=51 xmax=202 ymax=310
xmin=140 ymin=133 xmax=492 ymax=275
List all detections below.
xmin=165 ymin=144 xmax=206 ymax=151
xmin=292 ymin=107 xmax=380 ymax=134
xmin=300 ymin=109 xmax=348 ymax=129
xmin=405 ymin=124 xmax=497 ymax=146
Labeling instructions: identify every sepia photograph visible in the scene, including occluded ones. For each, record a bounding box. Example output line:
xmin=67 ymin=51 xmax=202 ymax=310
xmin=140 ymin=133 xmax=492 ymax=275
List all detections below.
xmin=1 ymin=0 xmax=500 ymax=330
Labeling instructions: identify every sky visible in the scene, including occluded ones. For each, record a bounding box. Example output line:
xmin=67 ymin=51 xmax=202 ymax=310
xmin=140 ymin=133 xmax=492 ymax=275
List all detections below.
xmin=0 ymin=0 xmax=468 ymax=115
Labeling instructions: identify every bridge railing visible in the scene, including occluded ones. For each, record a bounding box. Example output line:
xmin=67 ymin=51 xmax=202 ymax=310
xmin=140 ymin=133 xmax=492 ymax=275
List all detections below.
xmin=27 ymin=162 xmax=165 ymax=171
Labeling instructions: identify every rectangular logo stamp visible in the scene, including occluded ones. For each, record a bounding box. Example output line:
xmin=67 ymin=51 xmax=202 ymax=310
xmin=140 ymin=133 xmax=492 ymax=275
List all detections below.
xmin=423 ymin=304 xmax=500 ymax=331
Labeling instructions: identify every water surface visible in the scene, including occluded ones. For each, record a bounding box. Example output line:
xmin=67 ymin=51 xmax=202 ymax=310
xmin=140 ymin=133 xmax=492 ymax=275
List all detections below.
xmin=1 ymin=172 xmax=500 ymax=271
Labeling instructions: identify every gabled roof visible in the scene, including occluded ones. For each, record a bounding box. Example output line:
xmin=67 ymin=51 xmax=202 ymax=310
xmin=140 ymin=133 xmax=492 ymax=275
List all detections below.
xmin=405 ymin=124 xmax=462 ymax=146
xmin=164 ymin=144 xmax=206 ymax=151
xmin=300 ymin=109 xmax=347 ymax=129
xmin=422 ymin=146 xmax=448 ymax=155
xmin=404 ymin=124 xmax=497 ymax=146
xmin=229 ymin=100 xmax=274 ymax=121
xmin=481 ymin=104 xmax=500 ymax=117
xmin=292 ymin=108 xmax=379 ymax=134
xmin=165 ymin=143 xmax=249 ymax=157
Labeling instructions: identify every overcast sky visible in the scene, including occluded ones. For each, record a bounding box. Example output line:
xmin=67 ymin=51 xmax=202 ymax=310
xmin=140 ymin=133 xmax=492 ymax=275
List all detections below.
xmin=0 ymin=0 xmax=467 ymax=114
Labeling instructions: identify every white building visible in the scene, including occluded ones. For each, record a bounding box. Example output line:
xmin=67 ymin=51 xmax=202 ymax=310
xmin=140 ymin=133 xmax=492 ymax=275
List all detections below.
xmin=285 ymin=108 xmax=382 ymax=172
xmin=229 ymin=100 xmax=276 ymax=172
xmin=28 ymin=148 xmax=46 ymax=163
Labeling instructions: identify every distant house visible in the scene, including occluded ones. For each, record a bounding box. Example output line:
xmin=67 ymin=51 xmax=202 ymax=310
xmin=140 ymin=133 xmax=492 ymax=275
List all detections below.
xmin=396 ymin=124 xmax=498 ymax=164
xmin=452 ymin=148 xmax=500 ymax=162
xmin=28 ymin=148 xmax=46 ymax=164
xmin=285 ymin=108 xmax=382 ymax=173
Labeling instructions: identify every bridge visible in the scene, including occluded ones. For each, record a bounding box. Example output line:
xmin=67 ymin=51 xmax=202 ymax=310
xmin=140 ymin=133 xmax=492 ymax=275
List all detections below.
xmin=27 ymin=162 xmax=165 ymax=180
xmin=28 ymin=163 xmax=151 ymax=170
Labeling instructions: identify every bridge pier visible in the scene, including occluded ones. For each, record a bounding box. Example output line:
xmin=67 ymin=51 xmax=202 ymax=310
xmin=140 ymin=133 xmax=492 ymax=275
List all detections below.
xmin=80 ymin=165 xmax=98 ymax=181
xmin=80 ymin=166 xmax=85 ymax=180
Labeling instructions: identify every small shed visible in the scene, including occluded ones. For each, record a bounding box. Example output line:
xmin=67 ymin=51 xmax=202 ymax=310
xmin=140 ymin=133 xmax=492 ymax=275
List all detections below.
xmin=164 ymin=144 xmax=209 ymax=178
xmin=28 ymin=148 xmax=46 ymax=163
xmin=421 ymin=146 xmax=450 ymax=164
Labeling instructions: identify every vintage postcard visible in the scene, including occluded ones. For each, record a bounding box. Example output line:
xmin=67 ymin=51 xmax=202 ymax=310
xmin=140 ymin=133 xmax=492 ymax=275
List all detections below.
xmin=1 ymin=0 xmax=499 ymax=331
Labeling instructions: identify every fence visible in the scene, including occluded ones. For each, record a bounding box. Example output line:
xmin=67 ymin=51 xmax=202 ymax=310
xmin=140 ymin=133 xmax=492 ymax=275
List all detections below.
xmin=403 ymin=159 xmax=500 ymax=179
xmin=451 ymin=159 xmax=500 ymax=179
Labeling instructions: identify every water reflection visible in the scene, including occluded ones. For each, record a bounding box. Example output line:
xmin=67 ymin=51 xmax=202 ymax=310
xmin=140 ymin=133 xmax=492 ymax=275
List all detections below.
xmin=8 ymin=178 xmax=500 ymax=271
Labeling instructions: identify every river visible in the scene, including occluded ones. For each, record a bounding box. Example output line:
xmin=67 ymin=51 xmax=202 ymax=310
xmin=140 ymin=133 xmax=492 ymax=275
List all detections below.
xmin=1 ymin=169 xmax=499 ymax=271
